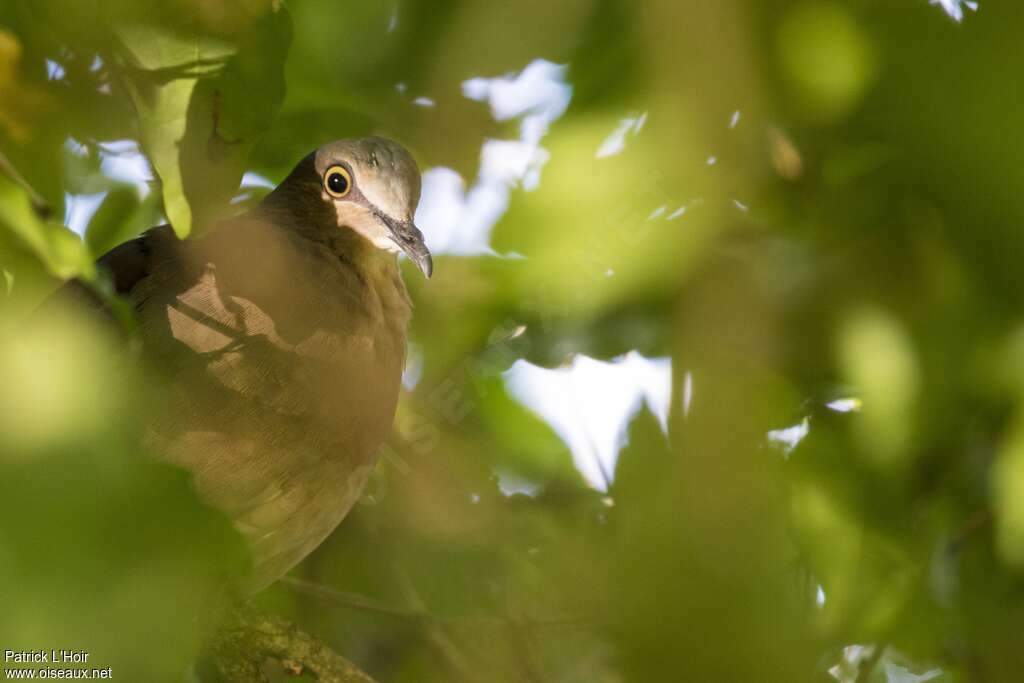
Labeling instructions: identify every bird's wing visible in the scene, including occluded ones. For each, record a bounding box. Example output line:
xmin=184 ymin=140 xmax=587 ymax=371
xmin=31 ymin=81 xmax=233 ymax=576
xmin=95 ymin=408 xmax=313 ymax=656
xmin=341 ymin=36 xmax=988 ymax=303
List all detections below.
xmin=100 ymin=225 xmax=171 ymax=294
xmin=44 ymin=224 xmax=180 ymax=322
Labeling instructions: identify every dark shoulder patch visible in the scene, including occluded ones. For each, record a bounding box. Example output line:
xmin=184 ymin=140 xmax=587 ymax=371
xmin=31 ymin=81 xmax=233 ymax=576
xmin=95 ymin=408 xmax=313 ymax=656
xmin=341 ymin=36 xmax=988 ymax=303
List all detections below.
xmin=99 ymin=226 xmax=161 ymax=294
xmin=40 ymin=224 xmax=174 ymax=323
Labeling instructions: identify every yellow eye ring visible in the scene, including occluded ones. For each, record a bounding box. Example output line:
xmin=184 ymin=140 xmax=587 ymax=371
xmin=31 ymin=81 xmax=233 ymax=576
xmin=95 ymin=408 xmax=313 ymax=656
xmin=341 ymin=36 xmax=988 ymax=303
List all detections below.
xmin=324 ymin=165 xmax=352 ymax=198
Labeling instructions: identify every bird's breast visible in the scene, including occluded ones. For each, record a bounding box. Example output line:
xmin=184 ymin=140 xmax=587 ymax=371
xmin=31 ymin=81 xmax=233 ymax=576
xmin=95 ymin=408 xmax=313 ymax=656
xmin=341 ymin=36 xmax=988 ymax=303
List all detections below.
xmin=158 ymin=255 xmax=407 ymax=439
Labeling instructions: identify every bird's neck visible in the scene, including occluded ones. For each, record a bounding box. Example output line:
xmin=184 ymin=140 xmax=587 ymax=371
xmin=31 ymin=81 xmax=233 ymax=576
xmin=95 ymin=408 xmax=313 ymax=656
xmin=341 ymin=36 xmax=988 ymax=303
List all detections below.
xmin=346 ymin=235 xmax=414 ymax=335
xmin=305 ymin=223 xmax=414 ymax=333
xmin=242 ymin=201 xmax=413 ymax=332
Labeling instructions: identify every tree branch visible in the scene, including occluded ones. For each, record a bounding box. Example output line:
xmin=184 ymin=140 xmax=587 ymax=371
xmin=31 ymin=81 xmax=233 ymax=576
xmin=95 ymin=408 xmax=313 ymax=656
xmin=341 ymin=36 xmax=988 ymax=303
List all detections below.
xmin=212 ymin=605 xmax=378 ymax=683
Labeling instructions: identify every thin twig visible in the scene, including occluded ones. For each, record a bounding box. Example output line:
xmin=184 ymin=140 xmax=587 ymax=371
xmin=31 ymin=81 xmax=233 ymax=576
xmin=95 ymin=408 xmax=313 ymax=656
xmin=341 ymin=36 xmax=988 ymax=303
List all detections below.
xmin=947 ymin=508 xmax=991 ymax=555
xmin=0 ymin=148 xmax=50 ymax=217
xmin=394 ymin=569 xmax=480 ymax=682
xmin=281 ymin=576 xmax=422 ymax=621
xmin=280 ymin=576 xmax=601 ymax=630
xmin=504 ymin=586 xmax=547 ymax=683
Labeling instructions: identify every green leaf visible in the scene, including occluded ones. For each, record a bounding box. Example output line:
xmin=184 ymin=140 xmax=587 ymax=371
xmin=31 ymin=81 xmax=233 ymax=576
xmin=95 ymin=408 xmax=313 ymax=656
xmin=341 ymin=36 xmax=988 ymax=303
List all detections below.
xmin=994 ymin=411 xmax=1024 ymax=570
xmin=474 ymin=374 xmax=577 ymax=482
xmin=0 ymin=175 xmax=48 ymax=259
xmin=0 ymin=175 xmax=93 ymax=280
xmin=114 ymin=2 xmax=290 ymax=238
xmin=0 ymin=314 xmax=248 ymax=679
xmin=84 ymin=186 xmax=162 ymax=258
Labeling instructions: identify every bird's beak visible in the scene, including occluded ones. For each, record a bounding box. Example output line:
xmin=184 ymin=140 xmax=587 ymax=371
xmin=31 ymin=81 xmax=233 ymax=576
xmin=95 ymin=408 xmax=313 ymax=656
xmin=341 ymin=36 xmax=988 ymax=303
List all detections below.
xmin=380 ymin=214 xmax=433 ymax=278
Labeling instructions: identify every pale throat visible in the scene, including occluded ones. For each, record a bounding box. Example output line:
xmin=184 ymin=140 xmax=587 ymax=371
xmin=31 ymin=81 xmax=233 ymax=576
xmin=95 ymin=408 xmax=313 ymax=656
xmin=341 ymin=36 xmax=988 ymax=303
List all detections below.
xmin=329 ymin=201 xmax=414 ymax=331
xmin=332 ymin=200 xmax=402 ymax=254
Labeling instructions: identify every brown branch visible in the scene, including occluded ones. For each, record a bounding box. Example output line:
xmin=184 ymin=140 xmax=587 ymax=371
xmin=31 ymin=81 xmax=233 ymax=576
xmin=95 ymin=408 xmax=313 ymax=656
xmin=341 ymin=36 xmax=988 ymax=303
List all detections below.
xmin=212 ymin=605 xmax=378 ymax=683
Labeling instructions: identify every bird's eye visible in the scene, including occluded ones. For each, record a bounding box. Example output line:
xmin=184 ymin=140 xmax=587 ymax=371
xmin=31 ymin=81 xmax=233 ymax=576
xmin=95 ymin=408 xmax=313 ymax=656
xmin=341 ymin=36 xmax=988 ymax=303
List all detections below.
xmin=324 ymin=165 xmax=352 ymax=198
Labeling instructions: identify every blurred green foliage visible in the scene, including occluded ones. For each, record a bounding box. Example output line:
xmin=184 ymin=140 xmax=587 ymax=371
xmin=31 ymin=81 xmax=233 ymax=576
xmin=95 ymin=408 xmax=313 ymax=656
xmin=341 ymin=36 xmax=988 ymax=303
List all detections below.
xmin=2 ymin=0 xmax=1023 ymax=681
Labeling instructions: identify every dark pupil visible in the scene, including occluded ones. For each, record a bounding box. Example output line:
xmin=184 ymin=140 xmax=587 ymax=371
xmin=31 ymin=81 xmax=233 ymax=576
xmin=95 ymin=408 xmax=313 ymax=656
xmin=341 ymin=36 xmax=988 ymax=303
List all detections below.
xmin=327 ymin=172 xmax=348 ymax=194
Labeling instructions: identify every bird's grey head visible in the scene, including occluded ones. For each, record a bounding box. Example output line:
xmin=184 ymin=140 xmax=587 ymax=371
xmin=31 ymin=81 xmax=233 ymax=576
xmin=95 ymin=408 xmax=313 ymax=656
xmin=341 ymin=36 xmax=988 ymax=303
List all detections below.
xmin=273 ymin=137 xmax=432 ymax=277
